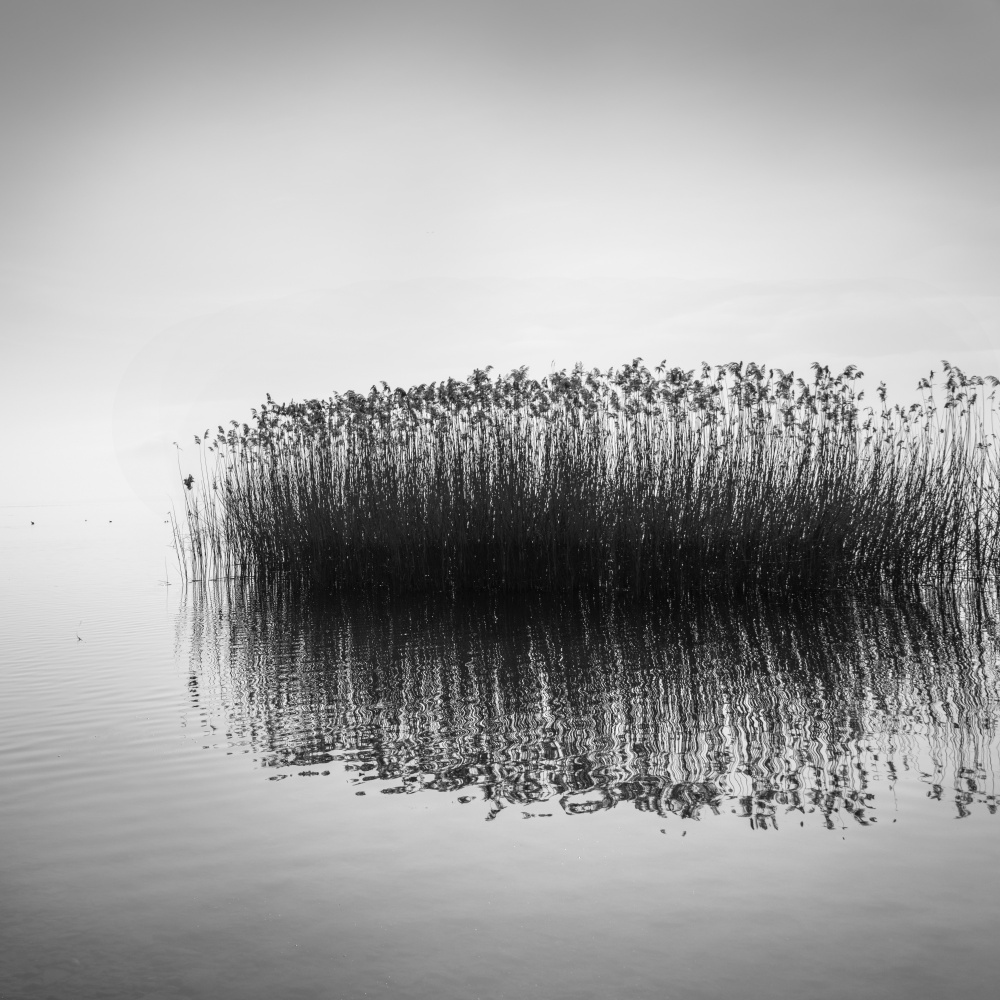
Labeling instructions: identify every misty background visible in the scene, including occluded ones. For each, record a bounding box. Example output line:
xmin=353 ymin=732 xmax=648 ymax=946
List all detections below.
xmin=2 ymin=0 xmax=999 ymax=508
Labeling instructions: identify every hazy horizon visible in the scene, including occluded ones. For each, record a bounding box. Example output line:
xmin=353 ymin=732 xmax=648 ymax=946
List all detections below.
xmin=3 ymin=1 xmax=999 ymax=506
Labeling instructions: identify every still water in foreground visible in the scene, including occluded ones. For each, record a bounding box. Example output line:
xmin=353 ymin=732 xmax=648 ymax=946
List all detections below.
xmin=2 ymin=503 xmax=999 ymax=1000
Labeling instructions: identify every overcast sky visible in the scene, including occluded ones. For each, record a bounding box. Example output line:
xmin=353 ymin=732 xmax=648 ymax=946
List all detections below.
xmin=3 ymin=1 xmax=1000 ymax=506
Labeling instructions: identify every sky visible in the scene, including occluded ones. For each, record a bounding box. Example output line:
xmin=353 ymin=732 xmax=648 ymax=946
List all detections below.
xmin=2 ymin=0 xmax=1000 ymax=507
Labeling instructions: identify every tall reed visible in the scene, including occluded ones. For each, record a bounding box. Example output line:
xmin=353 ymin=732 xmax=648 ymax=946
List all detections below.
xmin=177 ymin=359 xmax=1000 ymax=595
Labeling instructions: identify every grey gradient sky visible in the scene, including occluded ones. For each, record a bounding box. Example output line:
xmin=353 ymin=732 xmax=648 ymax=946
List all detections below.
xmin=3 ymin=1 xmax=1000 ymax=505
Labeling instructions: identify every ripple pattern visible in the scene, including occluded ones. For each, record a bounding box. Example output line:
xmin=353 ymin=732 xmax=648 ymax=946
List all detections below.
xmin=180 ymin=588 xmax=1000 ymax=828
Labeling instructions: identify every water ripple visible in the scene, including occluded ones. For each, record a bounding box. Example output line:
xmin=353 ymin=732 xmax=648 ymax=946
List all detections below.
xmin=179 ymin=587 xmax=1000 ymax=828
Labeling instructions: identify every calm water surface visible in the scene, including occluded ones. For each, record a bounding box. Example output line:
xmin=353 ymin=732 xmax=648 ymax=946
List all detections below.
xmin=2 ymin=502 xmax=999 ymax=1000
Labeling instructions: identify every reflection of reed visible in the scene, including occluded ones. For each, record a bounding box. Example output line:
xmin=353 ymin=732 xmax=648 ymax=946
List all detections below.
xmin=183 ymin=587 xmax=1000 ymax=827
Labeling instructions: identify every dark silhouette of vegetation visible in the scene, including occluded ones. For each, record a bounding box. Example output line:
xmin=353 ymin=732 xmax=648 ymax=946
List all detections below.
xmin=177 ymin=359 xmax=1000 ymax=595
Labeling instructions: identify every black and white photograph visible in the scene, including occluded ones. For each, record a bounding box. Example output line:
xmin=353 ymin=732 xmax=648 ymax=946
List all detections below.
xmin=3 ymin=2 xmax=1000 ymax=998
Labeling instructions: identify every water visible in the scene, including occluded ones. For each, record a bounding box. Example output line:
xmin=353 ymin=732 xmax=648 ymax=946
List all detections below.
xmin=3 ymin=503 xmax=1000 ymax=999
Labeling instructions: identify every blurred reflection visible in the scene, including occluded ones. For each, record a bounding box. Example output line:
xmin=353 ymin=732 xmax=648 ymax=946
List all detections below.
xmin=181 ymin=588 xmax=1000 ymax=827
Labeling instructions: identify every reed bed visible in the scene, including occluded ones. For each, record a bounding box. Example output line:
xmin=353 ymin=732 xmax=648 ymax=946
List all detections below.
xmin=177 ymin=359 xmax=1000 ymax=595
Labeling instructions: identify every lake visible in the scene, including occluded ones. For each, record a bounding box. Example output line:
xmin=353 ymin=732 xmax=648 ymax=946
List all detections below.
xmin=2 ymin=501 xmax=999 ymax=999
